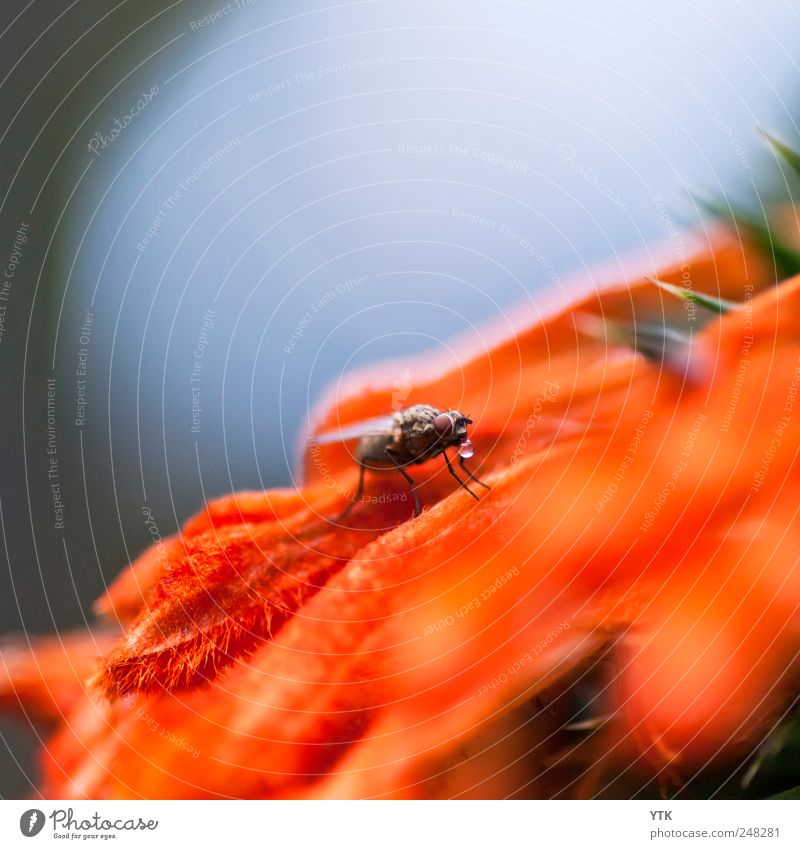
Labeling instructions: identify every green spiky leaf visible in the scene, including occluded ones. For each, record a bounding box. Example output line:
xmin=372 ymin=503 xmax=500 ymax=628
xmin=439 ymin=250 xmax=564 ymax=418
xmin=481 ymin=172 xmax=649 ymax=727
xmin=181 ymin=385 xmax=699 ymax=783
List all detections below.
xmin=698 ymin=195 xmax=800 ymax=280
xmin=761 ymin=129 xmax=800 ymax=180
xmin=769 ymin=785 xmax=800 ymax=800
xmin=740 ymin=700 xmax=800 ymax=799
xmin=646 ymin=276 xmax=738 ymax=314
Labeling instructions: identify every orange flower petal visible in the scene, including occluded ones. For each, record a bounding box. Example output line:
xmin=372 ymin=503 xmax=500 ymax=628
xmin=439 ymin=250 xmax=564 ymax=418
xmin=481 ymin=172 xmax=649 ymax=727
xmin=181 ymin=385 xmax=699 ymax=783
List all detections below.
xmin=2 ymin=229 xmax=789 ymax=799
xmin=0 ymin=629 xmax=118 ymax=722
xmin=94 ymin=478 xmax=427 ymax=698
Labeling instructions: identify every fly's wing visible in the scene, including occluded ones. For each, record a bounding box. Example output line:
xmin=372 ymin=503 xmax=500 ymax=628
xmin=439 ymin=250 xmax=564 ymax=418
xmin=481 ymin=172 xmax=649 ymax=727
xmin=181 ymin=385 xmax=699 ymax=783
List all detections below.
xmin=308 ymin=415 xmax=394 ymax=445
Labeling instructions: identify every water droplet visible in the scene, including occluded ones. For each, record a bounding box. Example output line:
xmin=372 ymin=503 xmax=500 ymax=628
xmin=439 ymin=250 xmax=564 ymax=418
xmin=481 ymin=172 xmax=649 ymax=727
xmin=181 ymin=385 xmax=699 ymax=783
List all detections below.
xmin=458 ymin=439 xmax=474 ymax=459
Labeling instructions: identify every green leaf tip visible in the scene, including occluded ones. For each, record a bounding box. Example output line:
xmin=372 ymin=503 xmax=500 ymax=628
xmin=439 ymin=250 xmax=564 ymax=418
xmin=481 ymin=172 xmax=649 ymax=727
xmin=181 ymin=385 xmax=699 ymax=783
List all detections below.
xmin=697 ymin=194 xmax=800 ymax=280
xmin=646 ymin=276 xmax=738 ymax=314
xmin=760 ymin=129 xmax=800 ymax=179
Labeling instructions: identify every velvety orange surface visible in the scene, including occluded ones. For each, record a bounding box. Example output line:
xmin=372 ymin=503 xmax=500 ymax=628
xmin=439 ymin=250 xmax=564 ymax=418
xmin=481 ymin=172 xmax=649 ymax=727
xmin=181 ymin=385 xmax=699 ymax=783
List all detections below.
xmin=3 ymin=230 xmax=799 ymax=799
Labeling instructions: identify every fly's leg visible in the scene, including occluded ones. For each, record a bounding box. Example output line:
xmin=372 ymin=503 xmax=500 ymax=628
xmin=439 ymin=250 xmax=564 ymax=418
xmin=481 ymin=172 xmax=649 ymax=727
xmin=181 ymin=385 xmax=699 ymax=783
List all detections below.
xmin=443 ymin=451 xmax=478 ymax=500
xmin=459 ymin=456 xmax=491 ymax=490
xmin=385 ymin=448 xmax=421 ymax=516
xmin=330 ymin=463 xmax=366 ymax=522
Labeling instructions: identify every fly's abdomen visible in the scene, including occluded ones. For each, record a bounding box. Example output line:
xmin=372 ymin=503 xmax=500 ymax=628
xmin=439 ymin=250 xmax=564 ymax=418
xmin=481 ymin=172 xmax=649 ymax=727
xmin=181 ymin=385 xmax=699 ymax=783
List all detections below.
xmin=355 ymin=432 xmax=395 ymax=466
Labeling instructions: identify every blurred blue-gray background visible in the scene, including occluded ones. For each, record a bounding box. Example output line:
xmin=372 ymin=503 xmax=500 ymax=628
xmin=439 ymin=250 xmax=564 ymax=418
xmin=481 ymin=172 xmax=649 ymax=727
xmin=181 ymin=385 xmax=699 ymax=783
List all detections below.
xmin=1 ymin=0 xmax=800 ymax=796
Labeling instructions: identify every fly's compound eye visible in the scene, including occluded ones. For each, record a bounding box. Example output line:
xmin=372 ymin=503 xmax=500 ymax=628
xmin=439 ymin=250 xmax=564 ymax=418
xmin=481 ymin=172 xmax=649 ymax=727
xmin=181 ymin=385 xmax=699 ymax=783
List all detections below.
xmin=433 ymin=413 xmax=454 ymax=438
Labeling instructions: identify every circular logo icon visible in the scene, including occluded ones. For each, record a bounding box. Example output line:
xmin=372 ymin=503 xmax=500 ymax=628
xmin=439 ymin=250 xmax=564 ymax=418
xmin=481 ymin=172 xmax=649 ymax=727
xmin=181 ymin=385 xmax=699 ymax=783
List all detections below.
xmin=19 ymin=809 xmax=46 ymax=837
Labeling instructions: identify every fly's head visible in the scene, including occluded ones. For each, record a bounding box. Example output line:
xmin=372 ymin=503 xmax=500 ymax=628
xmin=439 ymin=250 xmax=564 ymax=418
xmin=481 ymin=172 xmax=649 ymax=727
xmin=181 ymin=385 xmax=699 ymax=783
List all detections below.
xmin=433 ymin=410 xmax=475 ymax=458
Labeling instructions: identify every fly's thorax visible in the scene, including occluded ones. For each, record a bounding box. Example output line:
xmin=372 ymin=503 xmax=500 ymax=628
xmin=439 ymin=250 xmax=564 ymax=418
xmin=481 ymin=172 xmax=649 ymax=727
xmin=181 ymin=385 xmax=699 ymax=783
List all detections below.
xmin=387 ymin=404 xmax=443 ymax=464
xmin=391 ymin=404 xmax=441 ymax=429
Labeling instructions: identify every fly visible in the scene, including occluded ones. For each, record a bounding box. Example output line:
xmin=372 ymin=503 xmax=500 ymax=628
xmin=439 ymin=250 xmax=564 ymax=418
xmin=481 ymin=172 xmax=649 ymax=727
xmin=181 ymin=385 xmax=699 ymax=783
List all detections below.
xmin=310 ymin=404 xmax=490 ymax=519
